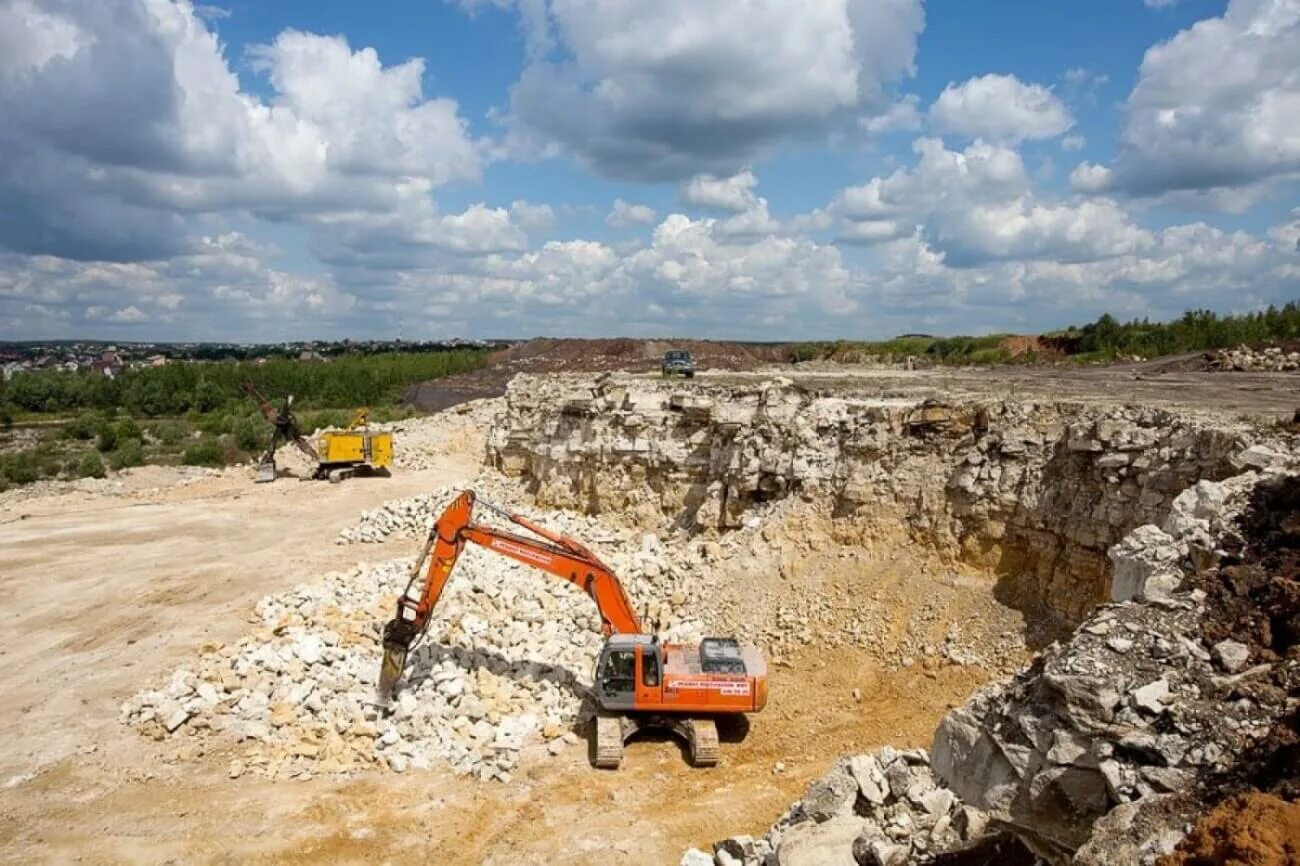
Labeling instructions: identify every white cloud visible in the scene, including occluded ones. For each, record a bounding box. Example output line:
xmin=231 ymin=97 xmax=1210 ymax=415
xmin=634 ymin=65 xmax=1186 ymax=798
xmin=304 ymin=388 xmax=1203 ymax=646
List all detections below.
xmin=509 ymin=200 xmax=556 ymax=231
xmin=1061 ymin=135 xmax=1086 ymax=152
xmin=493 ymin=0 xmax=925 ymax=179
xmin=0 ymin=1 xmax=482 ymax=260
xmin=930 ymin=74 xmax=1074 ymax=144
xmin=1070 ymin=162 xmax=1113 ymax=193
xmin=833 ymin=138 xmax=1030 ymax=222
xmin=1106 ymin=0 xmax=1300 ymax=196
xmin=859 ymin=95 xmax=922 ymax=135
xmin=606 ymin=199 xmax=657 ymax=227
xmin=833 ymin=139 xmax=1152 ymax=266
xmin=682 ymin=170 xmax=761 ymax=213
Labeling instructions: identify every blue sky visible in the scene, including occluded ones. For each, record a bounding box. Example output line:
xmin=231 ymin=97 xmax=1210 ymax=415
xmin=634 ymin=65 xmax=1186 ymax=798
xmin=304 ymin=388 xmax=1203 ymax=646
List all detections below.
xmin=0 ymin=0 xmax=1296 ymax=341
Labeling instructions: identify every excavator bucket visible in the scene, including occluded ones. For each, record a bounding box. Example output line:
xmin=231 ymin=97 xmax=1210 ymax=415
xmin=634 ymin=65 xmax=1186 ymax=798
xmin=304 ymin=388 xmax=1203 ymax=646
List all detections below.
xmin=255 ymin=459 xmax=276 ymax=483
xmin=376 ymin=644 xmax=406 ymax=709
xmin=376 ymin=616 xmax=418 ymax=709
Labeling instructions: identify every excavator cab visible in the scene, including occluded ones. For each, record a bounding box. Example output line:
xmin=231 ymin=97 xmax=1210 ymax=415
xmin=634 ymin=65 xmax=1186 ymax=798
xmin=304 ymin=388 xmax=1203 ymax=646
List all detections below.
xmin=594 ymin=634 xmax=654 ymax=711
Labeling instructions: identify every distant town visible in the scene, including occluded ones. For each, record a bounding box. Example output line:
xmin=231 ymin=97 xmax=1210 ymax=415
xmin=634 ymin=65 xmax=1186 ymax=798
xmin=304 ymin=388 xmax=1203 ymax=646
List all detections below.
xmin=0 ymin=338 xmax=508 ymax=381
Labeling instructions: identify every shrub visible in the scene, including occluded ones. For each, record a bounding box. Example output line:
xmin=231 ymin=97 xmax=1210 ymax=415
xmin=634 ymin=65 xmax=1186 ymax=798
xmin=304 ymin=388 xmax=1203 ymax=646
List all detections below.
xmin=96 ymin=423 xmax=118 ymax=453
xmin=110 ymin=438 xmax=145 ymax=470
xmin=76 ymin=452 xmax=106 ymax=479
xmin=116 ymin=417 xmax=142 ymax=442
xmin=64 ymin=411 xmax=102 ymax=441
xmin=233 ymin=415 xmax=264 ymax=452
xmin=183 ymin=439 xmax=224 ymax=467
xmin=150 ymin=420 xmax=185 ymax=445
xmin=0 ymin=452 xmax=40 ymax=485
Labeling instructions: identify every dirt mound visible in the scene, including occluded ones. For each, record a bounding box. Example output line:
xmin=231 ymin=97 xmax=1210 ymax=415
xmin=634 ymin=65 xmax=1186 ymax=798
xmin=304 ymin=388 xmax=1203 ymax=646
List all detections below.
xmin=405 ymin=338 xmax=787 ymax=411
xmin=996 ymin=335 xmax=1066 ymax=359
xmin=1158 ymin=793 xmax=1300 ymax=866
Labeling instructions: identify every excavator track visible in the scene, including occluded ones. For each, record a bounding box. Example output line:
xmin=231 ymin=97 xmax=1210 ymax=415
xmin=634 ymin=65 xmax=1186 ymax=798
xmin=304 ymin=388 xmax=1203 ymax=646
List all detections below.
xmin=687 ymin=719 xmax=720 ymax=767
xmin=594 ymin=715 xmax=624 ymax=769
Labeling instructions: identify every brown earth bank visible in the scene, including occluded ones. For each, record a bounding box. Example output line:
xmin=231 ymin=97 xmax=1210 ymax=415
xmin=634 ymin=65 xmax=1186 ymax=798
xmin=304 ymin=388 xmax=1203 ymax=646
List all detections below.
xmin=1157 ymin=793 xmax=1300 ymax=866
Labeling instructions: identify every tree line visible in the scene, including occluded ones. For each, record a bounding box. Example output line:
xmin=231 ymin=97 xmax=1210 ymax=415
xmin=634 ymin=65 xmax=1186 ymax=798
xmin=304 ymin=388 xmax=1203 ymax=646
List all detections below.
xmin=1 ymin=349 xmax=488 ymax=416
xmin=1068 ymin=304 xmax=1300 ymax=358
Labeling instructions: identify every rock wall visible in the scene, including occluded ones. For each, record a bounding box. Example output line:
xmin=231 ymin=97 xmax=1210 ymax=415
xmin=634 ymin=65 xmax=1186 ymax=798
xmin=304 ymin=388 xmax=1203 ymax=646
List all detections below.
xmin=691 ymin=468 xmax=1300 ymax=865
xmin=488 ymin=374 xmax=1269 ymax=625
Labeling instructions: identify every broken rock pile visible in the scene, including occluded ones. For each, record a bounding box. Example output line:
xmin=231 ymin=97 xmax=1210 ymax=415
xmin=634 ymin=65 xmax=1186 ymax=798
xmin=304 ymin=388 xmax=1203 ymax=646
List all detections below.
xmin=689 ymin=467 xmax=1300 ymax=864
xmin=123 ymin=487 xmax=709 ymax=781
xmin=684 ymin=747 xmax=992 ymax=866
xmin=1209 ymin=345 xmax=1300 ymax=372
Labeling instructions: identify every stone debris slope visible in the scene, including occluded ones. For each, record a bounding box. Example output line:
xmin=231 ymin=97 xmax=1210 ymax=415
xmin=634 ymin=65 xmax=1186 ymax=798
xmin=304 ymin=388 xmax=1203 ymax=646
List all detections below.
xmin=684 ymin=747 xmax=995 ymax=866
xmin=689 ymin=467 xmax=1300 ymax=866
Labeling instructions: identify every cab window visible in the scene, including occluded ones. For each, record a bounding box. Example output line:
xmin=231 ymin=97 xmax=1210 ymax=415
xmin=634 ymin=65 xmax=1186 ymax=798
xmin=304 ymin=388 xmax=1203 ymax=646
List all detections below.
xmin=641 ymin=649 xmax=660 ymax=687
xmin=602 ymin=650 xmax=635 ymax=693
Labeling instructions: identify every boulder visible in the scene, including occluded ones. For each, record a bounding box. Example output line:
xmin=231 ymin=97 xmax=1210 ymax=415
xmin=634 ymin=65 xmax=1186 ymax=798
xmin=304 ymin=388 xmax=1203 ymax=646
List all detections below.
xmin=777 ymin=815 xmax=864 ymax=866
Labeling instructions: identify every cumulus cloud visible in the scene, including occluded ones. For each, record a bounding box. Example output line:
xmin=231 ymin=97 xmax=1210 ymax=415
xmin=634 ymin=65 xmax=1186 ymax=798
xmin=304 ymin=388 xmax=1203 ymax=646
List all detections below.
xmin=832 ymin=138 xmax=1152 ymax=266
xmin=606 ymin=199 xmax=657 ymax=227
xmin=0 ymin=0 xmax=482 ymax=261
xmin=509 ymin=200 xmax=556 ymax=231
xmin=930 ymin=74 xmax=1074 ymax=144
xmin=1070 ymin=162 xmax=1113 ymax=193
xmin=490 ymin=0 xmax=925 ymax=179
xmin=682 ymin=170 xmax=761 ymax=213
xmin=859 ymin=95 xmax=923 ymax=135
xmin=1105 ymin=0 xmax=1300 ymax=196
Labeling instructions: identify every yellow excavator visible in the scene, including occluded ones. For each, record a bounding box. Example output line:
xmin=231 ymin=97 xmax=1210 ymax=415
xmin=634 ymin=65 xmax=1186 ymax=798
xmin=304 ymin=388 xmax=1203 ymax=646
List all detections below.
xmin=242 ymin=382 xmax=393 ymax=483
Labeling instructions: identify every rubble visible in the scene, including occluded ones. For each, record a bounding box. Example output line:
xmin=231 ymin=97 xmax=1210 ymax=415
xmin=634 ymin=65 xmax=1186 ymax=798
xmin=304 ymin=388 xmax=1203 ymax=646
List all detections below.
xmin=1209 ymin=345 xmax=1300 ymax=372
xmin=695 ymin=747 xmax=990 ymax=866
xmin=123 ymin=484 xmax=712 ymax=782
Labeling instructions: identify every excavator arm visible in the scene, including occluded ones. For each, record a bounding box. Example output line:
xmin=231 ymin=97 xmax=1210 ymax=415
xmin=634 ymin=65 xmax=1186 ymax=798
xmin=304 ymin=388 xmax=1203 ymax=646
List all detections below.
xmin=376 ymin=490 xmax=642 ymax=705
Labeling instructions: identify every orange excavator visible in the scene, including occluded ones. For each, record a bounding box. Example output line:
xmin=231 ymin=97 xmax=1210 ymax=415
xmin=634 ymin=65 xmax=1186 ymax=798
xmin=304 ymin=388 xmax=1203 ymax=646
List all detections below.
xmin=376 ymin=490 xmax=768 ymax=768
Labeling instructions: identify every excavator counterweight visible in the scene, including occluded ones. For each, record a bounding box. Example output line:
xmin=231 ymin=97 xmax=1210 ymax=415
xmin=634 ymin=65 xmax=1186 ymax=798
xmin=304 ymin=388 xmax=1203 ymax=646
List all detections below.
xmin=376 ymin=490 xmax=768 ymax=768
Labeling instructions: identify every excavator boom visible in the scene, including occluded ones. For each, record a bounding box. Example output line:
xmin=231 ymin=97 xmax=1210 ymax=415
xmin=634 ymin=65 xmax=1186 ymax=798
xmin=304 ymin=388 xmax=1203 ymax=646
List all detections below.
xmin=377 ymin=490 xmax=640 ymax=704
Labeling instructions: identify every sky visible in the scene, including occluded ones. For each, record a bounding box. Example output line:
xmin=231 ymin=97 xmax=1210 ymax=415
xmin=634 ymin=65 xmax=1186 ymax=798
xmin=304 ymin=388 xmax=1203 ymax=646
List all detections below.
xmin=0 ymin=0 xmax=1297 ymax=342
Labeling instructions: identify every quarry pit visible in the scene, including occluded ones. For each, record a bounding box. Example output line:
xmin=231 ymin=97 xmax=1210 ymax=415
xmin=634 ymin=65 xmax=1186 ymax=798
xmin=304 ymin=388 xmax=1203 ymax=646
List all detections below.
xmin=1 ymin=365 xmax=1297 ymax=865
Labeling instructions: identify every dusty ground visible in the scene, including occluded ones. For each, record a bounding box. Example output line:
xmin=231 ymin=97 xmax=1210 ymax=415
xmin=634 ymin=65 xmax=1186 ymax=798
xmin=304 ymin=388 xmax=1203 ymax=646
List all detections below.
xmin=3 ymin=365 xmax=1298 ymax=865
xmin=718 ymin=360 xmax=1300 ymax=419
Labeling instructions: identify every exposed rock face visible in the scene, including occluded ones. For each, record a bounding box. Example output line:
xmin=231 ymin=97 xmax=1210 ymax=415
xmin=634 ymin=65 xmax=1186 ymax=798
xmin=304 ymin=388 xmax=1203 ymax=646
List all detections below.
xmin=695 ymin=468 xmax=1300 ymax=865
xmin=489 ymin=374 xmax=1268 ymax=625
xmin=931 ymin=471 xmax=1297 ymax=863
